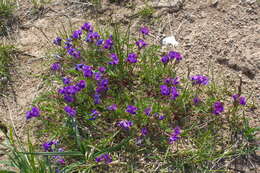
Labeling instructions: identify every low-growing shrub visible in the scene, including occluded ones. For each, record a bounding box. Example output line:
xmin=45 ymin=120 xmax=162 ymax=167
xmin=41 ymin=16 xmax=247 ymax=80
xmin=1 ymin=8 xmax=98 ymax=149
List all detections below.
xmin=4 ymin=22 xmax=258 ymax=172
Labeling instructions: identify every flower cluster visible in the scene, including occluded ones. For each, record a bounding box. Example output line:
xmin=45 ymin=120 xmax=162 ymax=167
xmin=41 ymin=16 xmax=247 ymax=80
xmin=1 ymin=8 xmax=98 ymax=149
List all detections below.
xmin=143 ymin=107 xmax=165 ymax=120
xmin=160 ymin=85 xmax=179 ymax=100
xmin=26 ymin=107 xmax=40 ymax=120
xmin=58 ymin=80 xmax=86 ymax=103
xmin=212 ymin=101 xmax=224 ymax=115
xmin=107 ymin=104 xmax=117 ymax=111
xmin=232 ymin=94 xmax=246 ymax=105
xmin=64 ymin=106 xmax=76 ymax=117
xmin=126 ymin=53 xmax=138 ymax=63
xmin=161 ymin=51 xmax=182 ymax=64
xmin=164 ymin=77 xmax=180 ymax=85
xmin=190 ymin=75 xmax=209 ymax=85
xmin=136 ymin=39 xmax=147 ymax=49
xmin=87 ymin=110 xmax=100 ymax=120
xmin=169 ymin=126 xmax=181 ymax=144
xmin=140 ymin=26 xmax=149 ymax=35
xmin=24 ymin=22 xmax=251 ymax=171
xmin=42 ymin=140 xmax=65 ymax=165
xmin=95 ymin=154 xmax=112 ymax=164
xmin=117 ymin=120 xmax=133 ymax=130
xmin=51 ymin=62 xmax=61 ymax=71
xmin=42 ymin=140 xmax=58 ymax=152
xmin=108 ymin=53 xmax=119 ymax=65
xmin=126 ymin=105 xmax=138 ymax=114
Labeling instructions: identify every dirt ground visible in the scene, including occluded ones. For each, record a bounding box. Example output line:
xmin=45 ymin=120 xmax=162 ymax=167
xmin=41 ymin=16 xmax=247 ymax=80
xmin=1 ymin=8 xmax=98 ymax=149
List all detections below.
xmin=0 ymin=0 xmax=259 ymax=172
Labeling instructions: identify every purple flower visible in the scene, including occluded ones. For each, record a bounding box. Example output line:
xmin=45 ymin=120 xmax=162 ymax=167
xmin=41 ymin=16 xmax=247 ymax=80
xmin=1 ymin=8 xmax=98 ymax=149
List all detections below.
xmin=93 ymin=93 xmax=101 ymax=104
xmin=190 ymin=75 xmax=209 ymax=85
xmin=64 ymin=95 xmax=74 ymax=103
xmin=126 ymin=53 xmax=138 ymax=63
xmin=57 ymin=158 xmax=65 ymax=165
xmin=232 ymin=94 xmax=239 ymax=101
xmin=141 ymin=127 xmax=148 ymax=136
xmin=171 ymin=77 xmax=180 ymax=85
xmin=98 ymin=66 xmax=106 ymax=73
xmin=67 ymin=85 xmax=79 ymax=95
xmin=169 ymin=126 xmax=181 ymax=144
xmin=161 ymin=55 xmax=169 ymax=64
xmin=168 ymin=51 xmax=182 ymax=61
xmin=126 ymin=105 xmax=138 ymax=114
xmin=64 ymin=38 xmax=73 ymax=49
xmin=58 ymin=148 xmax=64 ymax=152
xmin=144 ymin=107 xmax=152 ymax=116
xmin=62 ymin=77 xmax=71 ymax=85
xmin=82 ymin=65 xmax=93 ymax=78
xmin=81 ymin=22 xmax=93 ymax=32
xmin=126 ymin=53 xmax=137 ymax=63
xmin=87 ymin=110 xmax=100 ymax=120
xmin=239 ymin=96 xmax=246 ymax=105
xmin=170 ymin=86 xmax=179 ymax=100
xmin=232 ymin=94 xmax=246 ymax=106
xmin=64 ymin=106 xmax=76 ymax=117
xmin=193 ymin=97 xmax=201 ymax=105
xmin=26 ymin=107 xmax=40 ymax=120
xmin=160 ymin=85 xmax=170 ymax=96
xmin=164 ymin=78 xmax=172 ymax=84
xmin=153 ymin=112 xmax=160 ymax=118
xmin=107 ymin=104 xmax=117 ymax=111
xmin=95 ymin=154 xmax=112 ymax=164
xmin=103 ymin=37 xmax=113 ymax=49
xmin=99 ymin=79 xmax=109 ymax=87
xmin=67 ymin=48 xmax=81 ymax=58
xmin=135 ymin=39 xmax=148 ymax=49
xmin=86 ymin=32 xmax=100 ymax=42
xmin=118 ymin=120 xmax=133 ymax=130
xmin=75 ymin=64 xmax=84 ymax=71
xmin=51 ymin=62 xmax=61 ymax=71
xmin=42 ymin=141 xmax=54 ymax=152
xmin=164 ymin=77 xmax=180 ymax=85
xmin=212 ymin=101 xmax=224 ymax=115
xmin=158 ymin=115 xmax=165 ymax=120
xmin=108 ymin=53 xmax=119 ymax=65
xmin=96 ymin=39 xmax=103 ymax=46
xmin=72 ymin=29 xmax=82 ymax=39
xmin=94 ymin=72 xmax=102 ymax=81
xmin=59 ymin=85 xmax=79 ymax=95
xmin=140 ymin=26 xmax=149 ymax=35
xmin=76 ymin=80 xmax=86 ymax=89
xmin=96 ymin=86 xmax=108 ymax=93
xmin=42 ymin=140 xmax=58 ymax=152
xmin=53 ymin=37 xmax=62 ymax=46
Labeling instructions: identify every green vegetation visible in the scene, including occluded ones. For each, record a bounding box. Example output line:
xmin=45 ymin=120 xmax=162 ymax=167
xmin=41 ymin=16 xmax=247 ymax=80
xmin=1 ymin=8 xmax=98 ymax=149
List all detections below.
xmin=30 ymin=0 xmax=52 ymax=9
xmin=0 ymin=0 xmax=15 ymax=36
xmin=138 ymin=5 xmax=155 ymax=18
xmin=1 ymin=22 xmax=258 ymax=172
xmin=0 ymin=44 xmax=14 ymax=91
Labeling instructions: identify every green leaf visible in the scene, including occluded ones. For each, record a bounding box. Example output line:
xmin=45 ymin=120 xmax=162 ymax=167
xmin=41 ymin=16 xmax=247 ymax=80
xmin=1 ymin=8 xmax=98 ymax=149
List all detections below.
xmin=20 ymin=151 xmax=84 ymax=156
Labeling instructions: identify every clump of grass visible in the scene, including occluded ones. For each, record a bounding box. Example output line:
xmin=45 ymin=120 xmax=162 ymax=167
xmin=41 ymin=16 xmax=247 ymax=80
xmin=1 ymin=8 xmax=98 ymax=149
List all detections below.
xmin=3 ymin=22 xmax=259 ymax=172
xmin=30 ymin=0 xmax=51 ymax=9
xmin=0 ymin=0 xmax=15 ymax=36
xmin=138 ymin=5 xmax=155 ymax=18
xmin=0 ymin=44 xmax=14 ymax=91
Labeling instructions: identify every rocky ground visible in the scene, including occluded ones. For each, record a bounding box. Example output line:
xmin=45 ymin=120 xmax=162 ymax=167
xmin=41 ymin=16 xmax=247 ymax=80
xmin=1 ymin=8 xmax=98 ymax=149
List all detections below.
xmin=0 ymin=0 xmax=259 ymax=172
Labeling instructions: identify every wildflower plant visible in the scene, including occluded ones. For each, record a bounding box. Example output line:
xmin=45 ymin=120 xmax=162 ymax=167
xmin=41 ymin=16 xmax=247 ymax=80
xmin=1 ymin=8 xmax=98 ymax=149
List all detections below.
xmin=7 ymin=23 xmax=258 ymax=172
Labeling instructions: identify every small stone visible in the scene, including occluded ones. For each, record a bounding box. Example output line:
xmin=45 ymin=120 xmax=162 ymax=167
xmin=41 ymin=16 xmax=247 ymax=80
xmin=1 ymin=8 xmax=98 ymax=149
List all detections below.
xmin=162 ymin=36 xmax=179 ymax=47
xmin=210 ymin=0 xmax=218 ymax=8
